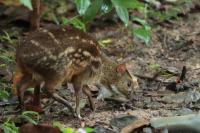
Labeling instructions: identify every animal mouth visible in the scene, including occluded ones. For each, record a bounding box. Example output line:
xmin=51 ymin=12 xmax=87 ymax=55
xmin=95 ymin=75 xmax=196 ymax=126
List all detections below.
xmin=107 ymin=85 xmax=130 ymax=102
xmin=96 ymin=84 xmax=129 ymax=102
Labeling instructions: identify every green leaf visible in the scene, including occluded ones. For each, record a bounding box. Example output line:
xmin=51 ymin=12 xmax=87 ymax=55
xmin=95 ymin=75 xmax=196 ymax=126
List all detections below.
xmin=20 ymin=111 xmax=39 ymax=125
xmin=62 ymin=17 xmax=86 ymax=32
xmin=0 ymin=31 xmax=14 ymax=44
xmin=62 ymin=128 xmax=73 ymax=133
xmin=111 ymin=0 xmax=133 ymax=26
xmin=0 ymin=90 xmax=9 ymax=101
xmin=132 ymin=17 xmax=151 ymax=45
xmin=27 ymin=87 xmax=34 ymax=93
xmin=132 ymin=17 xmax=146 ymax=26
xmin=132 ymin=17 xmax=151 ymax=30
xmin=53 ymin=121 xmax=63 ymax=130
xmin=0 ymin=55 xmax=14 ymax=63
xmin=53 ymin=121 xmax=74 ymax=133
xmin=100 ymin=0 xmax=113 ymax=15
xmin=84 ymin=127 xmax=95 ymax=133
xmin=149 ymin=63 xmax=161 ymax=70
xmin=75 ymin=0 xmax=91 ymax=15
xmin=0 ymin=119 xmax=18 ymax=133
xmin=132 ymin=27 xmax=151 ymax=45
xmin=21 ymin=115 xmax=38 ymax=125
xmin=22 ymin=111 xmax=39 ymax=116
xmin=20 ymin=0 xmax=32 ymax=10
xmin=115 ymin=5 xmax=129 ymax=26
xmin=82 ymin=0 xmax=103 ymax=23
xmin=111 ymin=0 xmax=144 ymax=10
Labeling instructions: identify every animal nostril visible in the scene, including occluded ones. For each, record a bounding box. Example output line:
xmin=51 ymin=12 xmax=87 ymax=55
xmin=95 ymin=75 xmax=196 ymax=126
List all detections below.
xmin=128 ymin=90 xmax=134 ymax=99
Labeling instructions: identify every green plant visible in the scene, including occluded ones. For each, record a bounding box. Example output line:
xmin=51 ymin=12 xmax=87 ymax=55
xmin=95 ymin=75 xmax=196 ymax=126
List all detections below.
xmin=0 ymin=47 xmax=15 ymax=100
xmin=53 ymin=121 xmax=74 ymax=133
xmin=0 ymin=118 xmax=18 ymax=133
xmin=0 ymin=48 xmax=15 ymax=65
xmin=19 ymin=111 xmax=40 ymax=125
xmin=19 ymin=0 xmax=32 ymax=10
xmin=0 ymin=80 xmax=12 ymax=101
xmin=74 ymin=0 xmax=151 ymax=44
xmin=82 ymin=127 xmax=94 ymax=133
xmin=147 ymin=0 xmax=193 ymax=22
xmin=148 ymin=7 xmax=180 ymax=22
xmin=53 ymin=121 xmax=94 ymax=133
xmin=0 ymin=89 xmax=9 ymax=101
xmin=149 ymin=63 xmax=161 ymax=71
xmin=62 ymin=17 xmax=86 ymax=32
xmin=62 ymin=0 xmax=144 ymax=31
xmin=74 ymin=0 xmax=144 ymax=26
xmin=0 ymin=31 xmax=14 ymax=45
xmin=74 ymin=0 xmax=91 ymax=16
xmin=132 ymin=17 xmax=151 ymax=45
xmin=0 ymin=111 xmax=40 ymax=133
xmin=148 ymin=63 xmax=174 ymax=78
xmin=20 ymin=0 xmax=149 ymax=43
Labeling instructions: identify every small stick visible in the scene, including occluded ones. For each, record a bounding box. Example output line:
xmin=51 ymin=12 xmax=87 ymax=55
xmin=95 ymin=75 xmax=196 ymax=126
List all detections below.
xmin=30 ymin=0 xmax=41 ymax=31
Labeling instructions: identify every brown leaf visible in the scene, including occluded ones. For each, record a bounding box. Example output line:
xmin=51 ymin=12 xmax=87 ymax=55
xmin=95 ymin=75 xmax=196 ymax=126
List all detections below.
xmin=121 ymin=118 xmax=149 ymax=133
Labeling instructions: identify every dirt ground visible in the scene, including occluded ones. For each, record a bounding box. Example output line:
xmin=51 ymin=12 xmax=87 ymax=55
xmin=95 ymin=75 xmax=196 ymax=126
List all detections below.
xmin=37 ymin=11 xmax=200 ymax=131
xmin=0 ymin=2 xmax=200 ymax=133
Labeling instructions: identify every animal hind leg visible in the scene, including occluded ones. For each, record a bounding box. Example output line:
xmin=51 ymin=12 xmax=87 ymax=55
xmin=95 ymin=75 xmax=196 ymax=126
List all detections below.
xmin=25 ymin=82 xmax=45 ymax=113
xmin=43 ymin=84 xmax=74 ymax=116
xmin=17 ymin=75 xmax=32 ymax=110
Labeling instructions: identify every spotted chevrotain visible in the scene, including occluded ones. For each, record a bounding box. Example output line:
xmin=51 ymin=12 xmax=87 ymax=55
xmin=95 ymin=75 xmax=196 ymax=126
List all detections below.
xmin=16 ymin=26 xmax=137 ymax=118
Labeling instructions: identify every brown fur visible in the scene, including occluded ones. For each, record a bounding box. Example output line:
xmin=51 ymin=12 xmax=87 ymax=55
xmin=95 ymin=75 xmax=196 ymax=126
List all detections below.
xmin=19 ymin=123 xmax=61 ymax=133
xmin=16 ymin=27 xmax=136 ymax=118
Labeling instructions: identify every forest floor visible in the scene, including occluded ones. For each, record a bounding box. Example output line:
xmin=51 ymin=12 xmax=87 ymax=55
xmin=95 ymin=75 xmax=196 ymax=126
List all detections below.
xmin=0 ymin=1 xmax=200 ymax=133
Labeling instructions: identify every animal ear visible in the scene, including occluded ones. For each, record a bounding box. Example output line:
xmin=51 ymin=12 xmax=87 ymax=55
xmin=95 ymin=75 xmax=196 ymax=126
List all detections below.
xmin=116 ymin=64 xmax=126 ymax=73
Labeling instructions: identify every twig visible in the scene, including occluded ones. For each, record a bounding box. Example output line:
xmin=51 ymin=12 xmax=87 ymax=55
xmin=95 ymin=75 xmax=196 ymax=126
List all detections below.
xmin=134 ymin=74 xmax=168 ymax=84
xmin=3 ymin=109 xmax=21 ymax=115
xmin=0 ymin=101 xmax=18 ymax=107
xmin=121 ymin=118 xmax=149 ymax=133
xmin=30 ymin=0 xmax=41 ymax=30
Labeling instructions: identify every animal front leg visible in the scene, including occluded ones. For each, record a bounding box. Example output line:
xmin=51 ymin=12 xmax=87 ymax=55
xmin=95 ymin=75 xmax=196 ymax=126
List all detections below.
xmin=72 ymin=77 xmax=83 ymax=119
xmin=75 ymin=90 xmax=82 ymax=119
xmin=83 ymin=85 xmax=95 ymax=111
xmin=74 ymin=85 xmax=81 ymax=119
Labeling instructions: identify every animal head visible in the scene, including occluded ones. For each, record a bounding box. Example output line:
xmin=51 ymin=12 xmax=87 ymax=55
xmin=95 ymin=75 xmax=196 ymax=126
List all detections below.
xmin=111 ymin=63 xmax=136 ymax=100
xmin=99 ymin=55 xmax=139 ymax=102
xmin=98 ymin=63 xmax=138 ymax=102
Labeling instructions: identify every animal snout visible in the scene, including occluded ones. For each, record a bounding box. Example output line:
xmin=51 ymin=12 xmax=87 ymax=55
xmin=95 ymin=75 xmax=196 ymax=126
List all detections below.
xmin=127 ymin=88 xmax=134 ymax=100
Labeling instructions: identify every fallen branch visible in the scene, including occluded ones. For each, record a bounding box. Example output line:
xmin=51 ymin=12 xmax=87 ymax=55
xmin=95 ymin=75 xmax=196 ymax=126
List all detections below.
xmin=121 ymin=118 xmax=149 ymax=133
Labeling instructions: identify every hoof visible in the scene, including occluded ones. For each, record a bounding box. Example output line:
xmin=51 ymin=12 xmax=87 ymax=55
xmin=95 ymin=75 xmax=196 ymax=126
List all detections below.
xmin=74 ymin=112 xmax=82 ymax=119
xmin=77 ymin=114 xmax=82 ymax=119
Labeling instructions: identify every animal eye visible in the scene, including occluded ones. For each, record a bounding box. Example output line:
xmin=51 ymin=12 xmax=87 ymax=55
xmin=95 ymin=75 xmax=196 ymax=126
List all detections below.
xmin=127 ymin=81 xmax=132 ymax=87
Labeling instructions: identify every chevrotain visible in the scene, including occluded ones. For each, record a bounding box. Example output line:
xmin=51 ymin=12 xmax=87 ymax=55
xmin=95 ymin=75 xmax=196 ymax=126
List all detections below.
xmin=15 ymin=26 xmax=137 ymax=118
